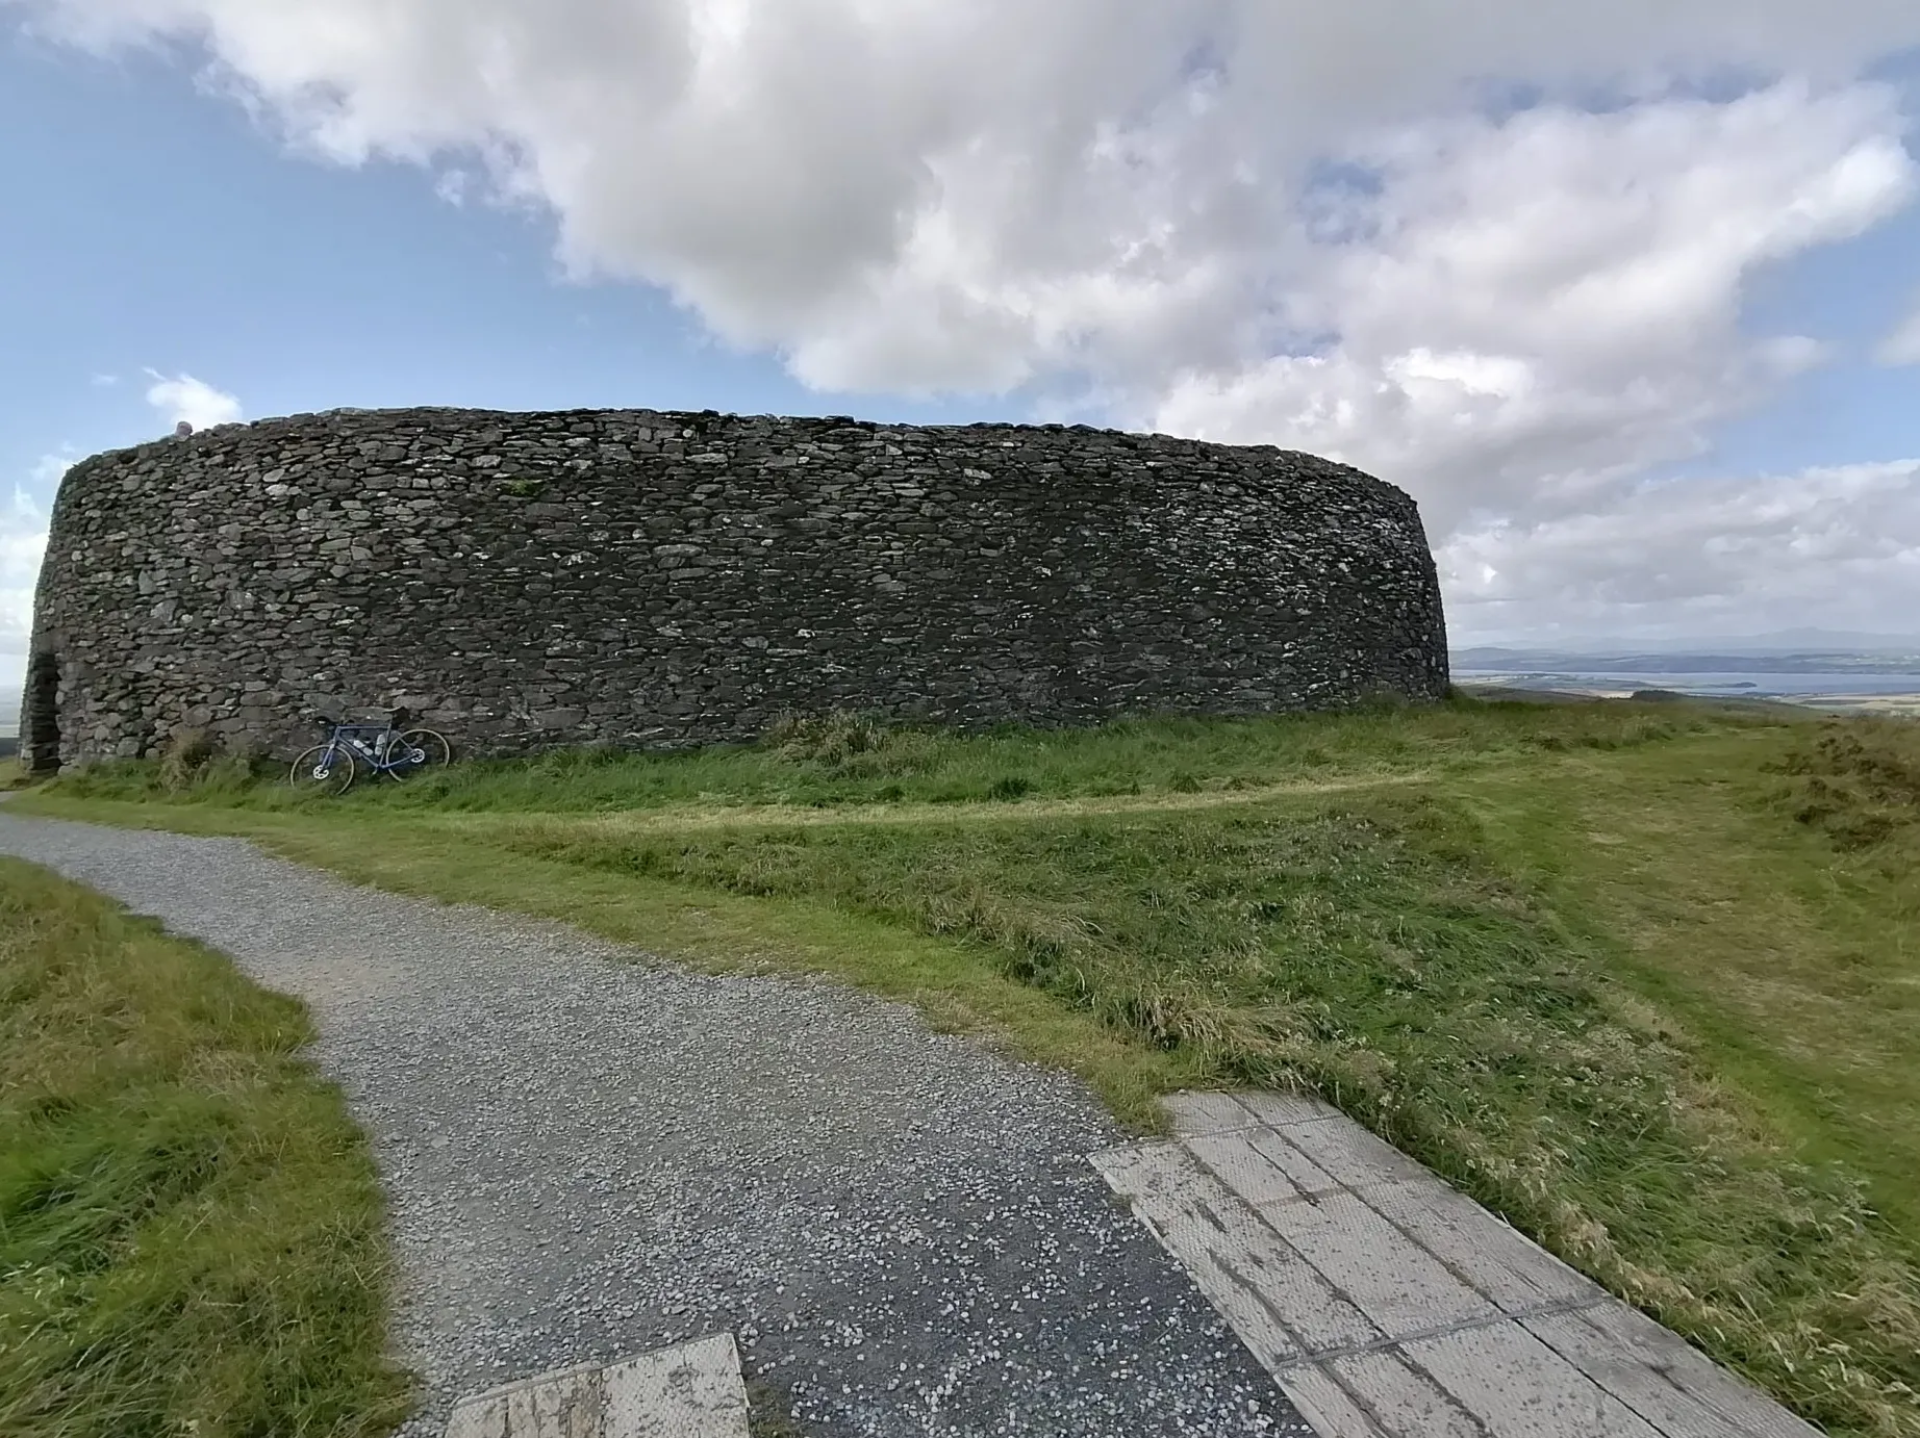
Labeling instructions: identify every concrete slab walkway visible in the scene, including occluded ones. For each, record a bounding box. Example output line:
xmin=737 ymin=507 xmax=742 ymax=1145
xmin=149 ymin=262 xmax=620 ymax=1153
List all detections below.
xmin=1094 ymin=1091 xmax=1825 ymax=1438
xmin=443 ymin=1333 xmax=750 ymax=1438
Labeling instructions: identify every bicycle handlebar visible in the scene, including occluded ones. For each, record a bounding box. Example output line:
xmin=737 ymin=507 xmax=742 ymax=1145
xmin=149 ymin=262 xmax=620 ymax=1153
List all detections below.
xmin=314 ymin=711 xmax=410 ymax=730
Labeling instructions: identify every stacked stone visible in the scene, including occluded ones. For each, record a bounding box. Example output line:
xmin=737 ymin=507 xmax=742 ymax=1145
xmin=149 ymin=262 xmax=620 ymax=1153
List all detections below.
xmin=21 ymin=407 xmax=1448 ymax=770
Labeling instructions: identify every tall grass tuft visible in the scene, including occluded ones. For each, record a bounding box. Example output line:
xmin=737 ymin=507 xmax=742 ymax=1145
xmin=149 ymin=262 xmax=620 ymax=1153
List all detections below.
xmin=0 ymin=859 xmax=412 ymax=1437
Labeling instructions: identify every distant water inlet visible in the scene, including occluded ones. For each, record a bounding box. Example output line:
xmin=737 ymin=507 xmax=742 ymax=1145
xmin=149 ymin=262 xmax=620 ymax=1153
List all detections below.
xmin=1457 ymin=671 xmax=1920 ymax=703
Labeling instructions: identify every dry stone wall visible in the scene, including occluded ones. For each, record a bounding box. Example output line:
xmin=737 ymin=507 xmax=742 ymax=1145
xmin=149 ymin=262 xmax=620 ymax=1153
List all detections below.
xmin=22 ymin=407 xmax=1449 ymax=771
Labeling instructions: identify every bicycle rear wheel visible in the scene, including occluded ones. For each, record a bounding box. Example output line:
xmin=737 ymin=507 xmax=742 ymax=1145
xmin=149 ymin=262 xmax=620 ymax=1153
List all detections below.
xmin=390 ymin=728 xmax=452 ymax=775
xmin=290 ymin=743 xmax=356 ymax=796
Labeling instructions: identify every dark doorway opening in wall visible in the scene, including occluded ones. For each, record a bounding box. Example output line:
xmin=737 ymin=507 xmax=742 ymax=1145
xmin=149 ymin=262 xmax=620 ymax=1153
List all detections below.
xmin=23 ymin=651 xmax=59 ymax=773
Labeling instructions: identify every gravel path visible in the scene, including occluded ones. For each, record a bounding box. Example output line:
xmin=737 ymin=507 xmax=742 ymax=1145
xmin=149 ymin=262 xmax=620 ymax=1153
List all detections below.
xmin=0 ymin=812 xmax=1310 ymax=1438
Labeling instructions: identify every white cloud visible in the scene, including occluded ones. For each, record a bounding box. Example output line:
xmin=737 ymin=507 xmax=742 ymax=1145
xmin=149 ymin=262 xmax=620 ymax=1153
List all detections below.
xmin=143 ymin=370 xmax=243 ymax=430
xmin=1 ymin=464 xmax=59 ymax=710
xmin=1878 ymin=290 xmax=1920 ymax=365
xmin=1443 ymin=460 xmax=1920 ymax=640
xmin=0 ymin=487 xmax=48 ymax=633
xmin=9 ymin=0 xmax=1920 ymax=639
xmin=17 ymin=1 xmax=1920 ymax=397
xmin=28 ymin=452 xmax=75 ymax=488
xmin=1146 ymin=84 xmax=1915 ymax=538
xmin=433 ymin=168 xmax=473 ymax=208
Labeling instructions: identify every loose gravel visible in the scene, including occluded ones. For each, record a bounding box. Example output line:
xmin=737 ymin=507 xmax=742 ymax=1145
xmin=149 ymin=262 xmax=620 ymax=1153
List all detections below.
xmin=0 ymin=812 xmax=1311 ymax=1438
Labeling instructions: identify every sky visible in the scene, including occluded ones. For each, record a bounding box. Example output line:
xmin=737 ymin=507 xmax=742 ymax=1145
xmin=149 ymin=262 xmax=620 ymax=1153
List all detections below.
xmin=5 ymin=3 xmax=1920 ymax=709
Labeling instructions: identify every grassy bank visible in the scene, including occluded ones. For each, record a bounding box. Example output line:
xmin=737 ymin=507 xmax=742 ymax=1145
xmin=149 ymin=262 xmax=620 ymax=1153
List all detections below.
xmin=0 ymin=859 xmax=411 ymax=1437
xmin=18 ymin=697 xmax=1920 ymax=1435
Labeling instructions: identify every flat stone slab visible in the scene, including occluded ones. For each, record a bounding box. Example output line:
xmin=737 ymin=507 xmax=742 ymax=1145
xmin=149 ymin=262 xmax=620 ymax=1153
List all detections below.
xmin=1093 ymin=1091 xmax=1826 ymax=1438
xmin=443 ymin=1333 xmax=749 ymax=1438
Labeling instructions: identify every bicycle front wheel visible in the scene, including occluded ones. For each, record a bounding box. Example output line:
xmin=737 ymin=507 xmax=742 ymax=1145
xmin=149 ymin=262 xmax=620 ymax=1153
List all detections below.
xmin=290 ymin=744 xmax=356 ymax=796
xmin=390 ymin=728 xmax=452 ymax=775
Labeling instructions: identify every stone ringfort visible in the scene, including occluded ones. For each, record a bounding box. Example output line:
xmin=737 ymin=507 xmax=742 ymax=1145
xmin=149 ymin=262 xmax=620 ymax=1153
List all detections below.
xmin=21 ymin=407 xmax=1449 ymax=772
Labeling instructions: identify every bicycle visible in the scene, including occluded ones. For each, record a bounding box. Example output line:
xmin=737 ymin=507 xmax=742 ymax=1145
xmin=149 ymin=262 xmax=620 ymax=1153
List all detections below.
xmin=289 ymin=707 xmax=452 ymax=795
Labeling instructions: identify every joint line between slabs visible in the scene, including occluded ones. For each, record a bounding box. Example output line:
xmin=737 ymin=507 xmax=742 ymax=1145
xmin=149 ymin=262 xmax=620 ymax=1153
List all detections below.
xmin=1263 ymin=1294 xmax=1613 ymax=1375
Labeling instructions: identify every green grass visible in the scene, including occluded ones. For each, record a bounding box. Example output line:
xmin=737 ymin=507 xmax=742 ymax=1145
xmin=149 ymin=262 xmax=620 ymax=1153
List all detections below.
xmin=19 ymin=696 xmax=1920 ymax=1435
xmin=64 ymin=699 xmax=1721 ymax=814
xmin=0 ymin=858 xmax=412 ymax=1438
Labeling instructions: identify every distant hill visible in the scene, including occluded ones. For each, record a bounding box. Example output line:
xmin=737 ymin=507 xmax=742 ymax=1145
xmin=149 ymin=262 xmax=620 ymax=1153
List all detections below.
xmin=1458 ymin=630 xmax=1920 ymax=656
xmin=1453 ymin=645 xmax=1920 ymax=674
xmin=1451 ymin=682 xmax=1816 ymax=716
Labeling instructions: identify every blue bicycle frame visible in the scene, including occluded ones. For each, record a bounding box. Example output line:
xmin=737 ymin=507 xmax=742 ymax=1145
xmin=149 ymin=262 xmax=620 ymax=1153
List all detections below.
xmin=314 ymin=713 xmax=424 ymax=780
